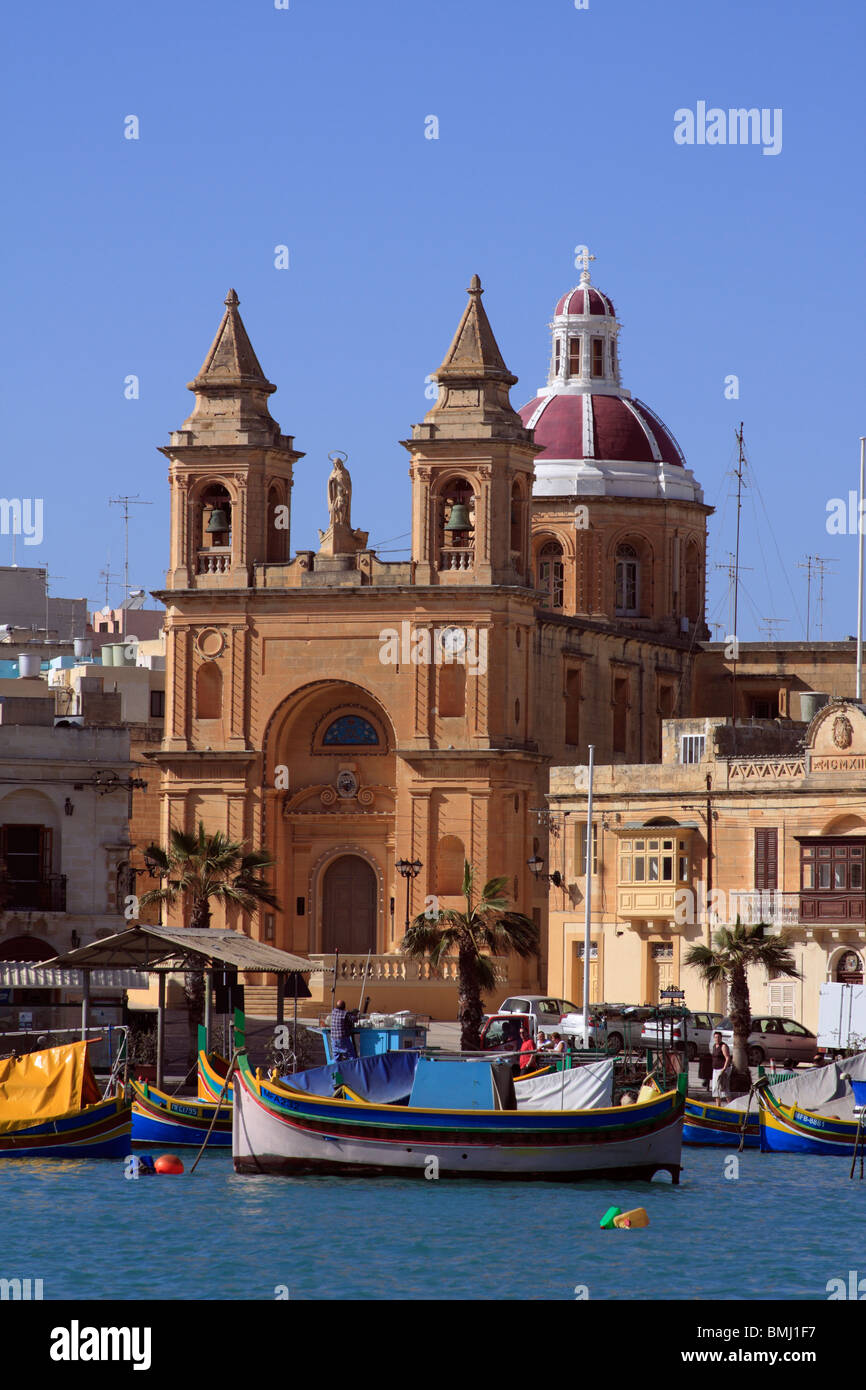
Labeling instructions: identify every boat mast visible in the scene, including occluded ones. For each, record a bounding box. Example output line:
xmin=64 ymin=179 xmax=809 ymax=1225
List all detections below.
xmin=857 ymin=437 xmax=865 ymax=701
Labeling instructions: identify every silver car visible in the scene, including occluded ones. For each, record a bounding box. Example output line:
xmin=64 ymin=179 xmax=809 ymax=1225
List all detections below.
xmin=718 ymin=1015 xmax=817 ymax=1066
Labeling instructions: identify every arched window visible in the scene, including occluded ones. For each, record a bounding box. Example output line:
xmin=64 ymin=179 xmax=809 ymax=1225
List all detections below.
xmin=322 ymin=715 xmax=379 ymax=746
xmin=267 ymin=484 xmax=287 ymax=563
xmin=199 ymin=485 xmax=232 ymax=550
xmin=615 ymin=544 xmax=639 ymax=616
xmin=537 ymin=541 xmax=564 ymax=610
xmin=195 ymin=662 xmax=222 ymax=720
xmin=684 ymin=539 xmax=701 ymax=623
xmin=437 ymin=836 xmax=466 ymax=896
xmin=439 ymin=479 xmax=475 ymax=573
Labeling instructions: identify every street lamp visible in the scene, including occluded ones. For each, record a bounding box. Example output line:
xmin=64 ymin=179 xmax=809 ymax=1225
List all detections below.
xmin=527 ymin=855 xmax=563 ymax=889
xmin=395 ymin=857 xmax=423 ymax=931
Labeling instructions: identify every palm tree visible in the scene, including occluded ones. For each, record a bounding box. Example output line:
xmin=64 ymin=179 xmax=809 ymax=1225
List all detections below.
xmin=684 ymin=920 xmax=801 ymax=1090
xmin=402 ymin=860 xmax=539 ymax=1051
xmin=139 ymin=823 xmax=279 ymax=1067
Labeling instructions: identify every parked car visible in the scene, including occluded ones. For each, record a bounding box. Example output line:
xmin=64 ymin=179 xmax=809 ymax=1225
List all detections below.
xmin=560 ymin=1003 xmax=656 ymax=1054
xmin=497 ymin=996 xmax=579 ymax=1028
xmin=718 ymin=1015 xmax=817 ymax=1066
xmin=640 ymin=1010 xmax=724 ymax=1061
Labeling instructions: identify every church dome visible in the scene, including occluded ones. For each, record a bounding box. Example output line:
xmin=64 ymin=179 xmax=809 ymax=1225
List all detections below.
xmin=520 ymin=256 xmax=703 ymax=503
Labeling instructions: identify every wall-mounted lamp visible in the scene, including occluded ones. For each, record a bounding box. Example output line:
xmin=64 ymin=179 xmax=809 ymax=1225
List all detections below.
xmin=64 ymin=798 xmax=74 ymax=816
xmin=527 ymin=856 xmax=563 ymax=888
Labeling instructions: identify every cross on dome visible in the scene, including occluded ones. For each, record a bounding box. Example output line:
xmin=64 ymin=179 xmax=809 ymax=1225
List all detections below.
xmin=575 ymin=246 xmax=596 ymax=284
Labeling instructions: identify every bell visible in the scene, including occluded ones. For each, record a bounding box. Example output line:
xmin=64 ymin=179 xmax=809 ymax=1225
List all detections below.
xmin=206 ymin=507 xmax=230 ymax=535
xmin=444 ymin=502 xmax=472 ymax=532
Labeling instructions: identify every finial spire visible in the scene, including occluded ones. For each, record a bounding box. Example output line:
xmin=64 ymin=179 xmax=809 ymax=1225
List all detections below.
xmin=225 ymin=288 xmax=240 ymax=307
xmin=468 ymin=274 xmax=483 ymax=295
xmin=575 ymin=245 xmax=596 ymax=284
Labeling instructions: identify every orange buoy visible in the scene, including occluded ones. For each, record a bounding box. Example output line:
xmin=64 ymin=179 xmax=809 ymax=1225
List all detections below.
xmin=153 ymin=1154 xmax=185 ymax=1175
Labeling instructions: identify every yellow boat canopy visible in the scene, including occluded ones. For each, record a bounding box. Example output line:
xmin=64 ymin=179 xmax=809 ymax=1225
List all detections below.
xmin=0 ymin=1041 xmax=101 ymax=1128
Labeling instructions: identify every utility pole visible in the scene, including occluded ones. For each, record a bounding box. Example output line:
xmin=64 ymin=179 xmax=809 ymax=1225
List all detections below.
xmin=109 ymin=496 xmax=152 ymax=639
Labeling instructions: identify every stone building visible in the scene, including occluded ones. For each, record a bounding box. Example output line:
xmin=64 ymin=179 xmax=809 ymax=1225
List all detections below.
xmin=545 ymin=700 xmax=866 ymax=1036
xmin=0 ymin=684 xmax=140 ymax=1033
xmin=148 ymin=263 xmax=714 ymax=1013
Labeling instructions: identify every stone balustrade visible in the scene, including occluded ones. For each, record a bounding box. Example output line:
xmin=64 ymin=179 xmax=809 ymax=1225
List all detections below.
xmin=308 ymin=952 xmax=509 ymax=986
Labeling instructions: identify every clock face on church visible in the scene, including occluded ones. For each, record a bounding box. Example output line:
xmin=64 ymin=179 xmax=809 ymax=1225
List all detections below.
xmin=440 ymin=626 xmax=466 ymax=657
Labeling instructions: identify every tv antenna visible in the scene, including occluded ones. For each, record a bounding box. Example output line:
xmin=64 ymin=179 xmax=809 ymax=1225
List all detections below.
xmin=109 ymin=496 xmax=152 ymax=638
xmin=99 ymin=554 xmax=120 ymax=610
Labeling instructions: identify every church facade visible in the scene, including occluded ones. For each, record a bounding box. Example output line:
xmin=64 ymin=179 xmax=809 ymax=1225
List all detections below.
xmin=150 ymin=263 xmax=711 ymax=1011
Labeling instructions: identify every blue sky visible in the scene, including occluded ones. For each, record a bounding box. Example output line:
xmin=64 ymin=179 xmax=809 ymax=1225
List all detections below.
xmin=2 ymin=0 xmax=863 ymax=639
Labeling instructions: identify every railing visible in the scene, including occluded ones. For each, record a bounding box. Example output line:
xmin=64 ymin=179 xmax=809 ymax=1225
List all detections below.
xmin=3 ymin=875 xmax=67 ymax=912
xmin=197 ymin=548 xmax=231 ymax=575
xmin=438 ymin=549 xmax=474 ymax=573
xmin=309 ymin=952 xmax=509 ymax=986
xmin=712 ymin=891 xmax=800 ymax=926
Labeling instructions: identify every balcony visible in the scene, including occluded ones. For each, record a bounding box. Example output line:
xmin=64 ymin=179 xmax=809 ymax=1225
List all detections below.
xmin=2 ymin=875 xmax=67 ymax=913
xmin=438 ymin=549 xmax=474 ymax=573
xmin=799 ymin=892 xmax=866 ymax=925
xmin=197 ymin=548 xmax=231 ymax=575
xmin=722 ymin=891 xmax=801 ymax=927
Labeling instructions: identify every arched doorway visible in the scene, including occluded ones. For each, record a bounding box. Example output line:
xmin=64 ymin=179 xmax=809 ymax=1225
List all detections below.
xmin=321 ymin=855 xmax=377 ymax=954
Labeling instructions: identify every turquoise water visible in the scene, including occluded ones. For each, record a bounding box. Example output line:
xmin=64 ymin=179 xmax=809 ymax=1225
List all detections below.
xmin=1 ymin=1147 xmax=863 ymax=1300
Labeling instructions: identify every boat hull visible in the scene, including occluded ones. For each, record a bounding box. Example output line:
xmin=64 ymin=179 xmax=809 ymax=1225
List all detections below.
xmin=197 ymin=1050 xmax=234 ymax=1104
xmin=131 ymin=1081 xmax=232 ymax=1148
xmin=0 ymin=1095 xmax=131 ymax=1159
xmin=760 ymin=1088 xmax=864 ymax=1155
xmin=683 ymin=1098 xmax=759 ymax=1148
xmin=233 ymin=1060 xmax=684 ymax=1181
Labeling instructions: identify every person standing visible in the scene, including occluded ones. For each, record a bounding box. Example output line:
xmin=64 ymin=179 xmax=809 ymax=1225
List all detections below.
xmin=710 ymin=1031 xmax=732 ymax=1100
xmin=330 ymin=999 xmax=357 ymax=1062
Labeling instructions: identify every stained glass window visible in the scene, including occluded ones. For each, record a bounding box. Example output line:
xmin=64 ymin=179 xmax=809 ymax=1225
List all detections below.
xmin=322 ymin=715 xmax=379 ymax=746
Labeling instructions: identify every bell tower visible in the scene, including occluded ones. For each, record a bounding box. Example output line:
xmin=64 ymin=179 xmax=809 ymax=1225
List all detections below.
xmin=161 ymin=289 xmax=303 ymax=590
xmin=403 ymin=276 xmax=541 ymax=586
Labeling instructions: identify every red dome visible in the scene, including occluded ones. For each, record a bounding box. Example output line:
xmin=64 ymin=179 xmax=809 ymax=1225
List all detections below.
xmin=518 ymin=393 xmax=685 ymax=467
xmin=554 ymin=285 xmax=615 ymax=318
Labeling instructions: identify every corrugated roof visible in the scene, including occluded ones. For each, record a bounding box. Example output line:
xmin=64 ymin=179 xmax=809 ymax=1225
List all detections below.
xmin=38 ymin=925 xmax=323 ymax=974
xmin=0 ymin=963 xmax=149 ymax=989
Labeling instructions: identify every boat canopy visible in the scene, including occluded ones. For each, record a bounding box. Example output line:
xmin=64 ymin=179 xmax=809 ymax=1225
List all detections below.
xmin=514 ymin=1058 xmax=614 ymax=1111
xmin=283 ymin=1051 xmax=419 ymax=1104
xmin=0 ymin=1041 xmax=101 ymax=1128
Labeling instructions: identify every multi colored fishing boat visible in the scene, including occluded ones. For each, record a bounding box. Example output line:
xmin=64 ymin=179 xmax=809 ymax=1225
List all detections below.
xmin=197 ymin=1046 xmax=234 ymax=1104
xmin=232 ymin=1051 xmax=687 ymax=1181
xmin=0 ymin=1039 xmax=131 ymax=1159
xmin=131 ymin=1079 xmax=232 ymax=1148
xmin=759 ymin=1084 xmax=866 ymax=1156
xmin=683 ymin=1096 xmax=760 ymax=1148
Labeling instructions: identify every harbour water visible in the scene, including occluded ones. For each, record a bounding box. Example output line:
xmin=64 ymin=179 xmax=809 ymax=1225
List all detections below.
xmin=2 ymin=1146 xmax=863 ymax=1300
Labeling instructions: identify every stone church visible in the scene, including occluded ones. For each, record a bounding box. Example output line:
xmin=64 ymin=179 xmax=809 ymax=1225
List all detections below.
xmin=150 ymin=261 xmax=710 ymax=1009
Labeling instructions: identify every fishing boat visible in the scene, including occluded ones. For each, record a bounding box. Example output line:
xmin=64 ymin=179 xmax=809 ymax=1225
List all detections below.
xmin=232 ymin=1051 xmax=686 ymax=1181
xmin=759 ymin=1054 xmax=866 ymax=1155
xmin=683 ymin=1096 xmax=760 ymax=1148
xmin=131 ymin=1079 xmax=232 ymax=1148
xmin=197 ymin=1047 xmax=234 ymax=1104
xmin=0 ymin=1039 xmax=131 ymax=1159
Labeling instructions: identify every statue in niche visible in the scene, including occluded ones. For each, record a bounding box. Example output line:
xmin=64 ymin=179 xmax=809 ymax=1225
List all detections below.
xmin=327 ymin=452 xmax=352 ymax=528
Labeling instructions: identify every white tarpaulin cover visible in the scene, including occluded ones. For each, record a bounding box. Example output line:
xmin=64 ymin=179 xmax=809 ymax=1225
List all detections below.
xmin=514 ymin=1058 xmax=614 ymax=1111
xmin=726 ymin=1053 xmax=866 ymax=1119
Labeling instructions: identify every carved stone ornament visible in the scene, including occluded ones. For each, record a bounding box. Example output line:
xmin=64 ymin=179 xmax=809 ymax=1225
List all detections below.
xmin=336 ymin=769 xmax=359 ymax=798
xmin=833 ymin=715 xmax=854 ymax=750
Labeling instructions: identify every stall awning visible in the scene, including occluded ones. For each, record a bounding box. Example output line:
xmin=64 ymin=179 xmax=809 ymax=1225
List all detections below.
xmin=0 ymin=963 xmax=149 ymax=989
xmin=37 ymin=925 xmax=326 ymax=975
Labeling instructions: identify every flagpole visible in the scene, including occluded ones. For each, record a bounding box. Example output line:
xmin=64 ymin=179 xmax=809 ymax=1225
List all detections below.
xmin=583 ymin=744 xmax=595 ymax=1050
xmin=858 ymin=437 xmax=865 ymax=702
